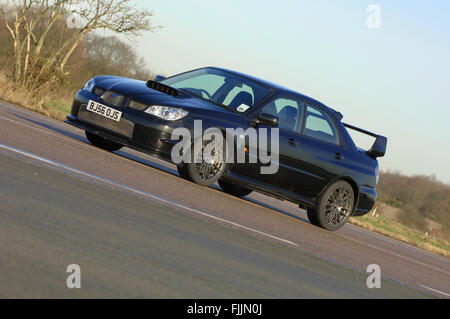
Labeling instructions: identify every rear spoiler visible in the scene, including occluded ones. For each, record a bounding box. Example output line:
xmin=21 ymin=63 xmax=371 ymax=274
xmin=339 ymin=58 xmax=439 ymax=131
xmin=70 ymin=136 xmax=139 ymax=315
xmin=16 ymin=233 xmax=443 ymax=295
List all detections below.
xmin=343 ymin=123 xmax=387 ymax=159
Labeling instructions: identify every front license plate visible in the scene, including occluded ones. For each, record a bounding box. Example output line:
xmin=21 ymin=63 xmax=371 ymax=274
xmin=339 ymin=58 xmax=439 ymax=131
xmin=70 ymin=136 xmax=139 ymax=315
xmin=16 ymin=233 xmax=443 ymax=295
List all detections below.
xmin=86 ymin=100 xmax=122 ymax=122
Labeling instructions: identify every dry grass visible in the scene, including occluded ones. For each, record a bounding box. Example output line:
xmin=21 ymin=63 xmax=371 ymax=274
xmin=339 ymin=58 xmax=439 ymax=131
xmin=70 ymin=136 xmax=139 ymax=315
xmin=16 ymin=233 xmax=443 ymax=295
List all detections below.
xmin=350 ymin=214 xmax=450 ymax=258
xmin=0 ymin=72 xmax=71 ymax=120
xmin=0 ymin=73 xmax=34 ymax=109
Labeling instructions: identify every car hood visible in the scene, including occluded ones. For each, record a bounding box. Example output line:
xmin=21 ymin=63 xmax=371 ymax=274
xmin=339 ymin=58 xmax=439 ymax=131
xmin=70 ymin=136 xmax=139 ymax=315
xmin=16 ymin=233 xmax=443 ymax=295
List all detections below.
xmin=93 ymin=75 xmax=233 ymax=114
xmin=94 ymin=75 xmax=157 ymax=95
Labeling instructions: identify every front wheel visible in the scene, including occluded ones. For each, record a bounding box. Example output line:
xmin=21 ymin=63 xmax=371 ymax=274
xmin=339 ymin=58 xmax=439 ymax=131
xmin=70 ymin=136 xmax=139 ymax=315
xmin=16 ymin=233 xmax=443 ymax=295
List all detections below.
xmin=218 ymin=180 xmax=252 ymax=197
xmin=307 ymin=180 xmax=355 ymax=231
xmin=177 ymin=164 xmax=192 ymax=181
xmin=85 ymin=131 xmax=123 ymax=152
xmin=177 ymin=136 xmax=227 ymax=187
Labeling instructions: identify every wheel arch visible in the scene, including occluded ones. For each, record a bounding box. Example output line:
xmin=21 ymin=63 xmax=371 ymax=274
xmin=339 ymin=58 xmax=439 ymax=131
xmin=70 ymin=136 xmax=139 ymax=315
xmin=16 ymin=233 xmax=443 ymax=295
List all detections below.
xmin=318 ymin=174 xmax=361 ymax=215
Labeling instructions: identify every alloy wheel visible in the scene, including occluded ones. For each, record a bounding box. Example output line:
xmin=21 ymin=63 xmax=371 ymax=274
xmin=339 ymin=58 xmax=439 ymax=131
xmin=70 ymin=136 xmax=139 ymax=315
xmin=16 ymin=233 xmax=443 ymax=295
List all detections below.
xmin=324 ymin=186 xmax=352 ymax=226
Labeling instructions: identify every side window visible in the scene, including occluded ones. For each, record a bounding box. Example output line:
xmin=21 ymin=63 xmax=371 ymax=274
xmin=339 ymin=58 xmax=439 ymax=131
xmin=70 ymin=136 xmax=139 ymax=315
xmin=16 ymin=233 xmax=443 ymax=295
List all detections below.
xmin=262 ymin=98 xmax=303 ymax=132
xmin=303 ymin=105 xmax=339 ymax=145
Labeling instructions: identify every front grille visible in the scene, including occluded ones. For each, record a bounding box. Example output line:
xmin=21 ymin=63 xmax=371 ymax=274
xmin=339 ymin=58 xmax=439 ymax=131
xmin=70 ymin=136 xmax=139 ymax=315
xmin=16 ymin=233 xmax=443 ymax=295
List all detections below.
xmin=78 ymin=105 xmax=134 ymax=138
xmin=93 ymin=86 xmax=106 ymax=97
xmin=146 ymin=80 xmax=179 ymax=96
xmin=93 ymin=87 xmax=128 ymax=108
xmin=101 ymin=91 xmax=128 ymax=108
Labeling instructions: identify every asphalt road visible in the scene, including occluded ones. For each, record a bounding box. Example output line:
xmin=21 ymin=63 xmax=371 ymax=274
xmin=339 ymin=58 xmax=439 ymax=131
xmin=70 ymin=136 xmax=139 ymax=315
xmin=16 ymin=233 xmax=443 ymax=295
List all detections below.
xmin=0 ymin=100 xmax=448 ymax=298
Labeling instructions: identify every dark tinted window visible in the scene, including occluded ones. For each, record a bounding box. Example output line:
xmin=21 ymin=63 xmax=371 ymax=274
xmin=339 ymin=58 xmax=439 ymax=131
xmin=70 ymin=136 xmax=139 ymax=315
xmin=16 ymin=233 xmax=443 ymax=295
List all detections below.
xmin=262 ymin=98 xmax=303 ymax=132
xmin=303 ymin=105 xmax=339 ymax=145
xmin=162 ymin=68 xmax=272 ymax=112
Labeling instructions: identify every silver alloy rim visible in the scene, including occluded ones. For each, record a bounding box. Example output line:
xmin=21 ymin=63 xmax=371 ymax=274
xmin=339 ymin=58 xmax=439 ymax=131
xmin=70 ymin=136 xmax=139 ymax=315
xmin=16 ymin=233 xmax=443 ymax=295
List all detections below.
xmin=325 ymin=187 xmax=352 ymax=225
xmin=194 ymin=140 xmax=224 ymax=181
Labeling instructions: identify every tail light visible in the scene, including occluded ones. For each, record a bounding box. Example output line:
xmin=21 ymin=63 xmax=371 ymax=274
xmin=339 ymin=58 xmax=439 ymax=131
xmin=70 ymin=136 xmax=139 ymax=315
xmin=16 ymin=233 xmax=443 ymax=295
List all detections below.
xmin=375 ymin=166 xmax=380 ymax=185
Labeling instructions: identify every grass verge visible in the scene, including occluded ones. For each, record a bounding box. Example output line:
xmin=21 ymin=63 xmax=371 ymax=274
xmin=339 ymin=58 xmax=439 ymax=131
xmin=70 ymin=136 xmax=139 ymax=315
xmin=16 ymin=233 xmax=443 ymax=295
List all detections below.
xmin=41 ymin=96 xmax=72 ymax=120
xmin=350 ymin=214 xmax=450 ymax=258
xmin=0 ymin=72 xmax=71 ymax=121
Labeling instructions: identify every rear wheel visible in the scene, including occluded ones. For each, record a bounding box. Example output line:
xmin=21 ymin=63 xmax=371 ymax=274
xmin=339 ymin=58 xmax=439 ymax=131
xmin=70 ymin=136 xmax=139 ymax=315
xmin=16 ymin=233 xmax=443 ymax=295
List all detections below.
xmin=218 ymin=179 xmax=252 ymax=197
xmin=85 ymin=131 xmax=122 ymax=152
xmin=307 ymin=180 xmax=355 ymax=231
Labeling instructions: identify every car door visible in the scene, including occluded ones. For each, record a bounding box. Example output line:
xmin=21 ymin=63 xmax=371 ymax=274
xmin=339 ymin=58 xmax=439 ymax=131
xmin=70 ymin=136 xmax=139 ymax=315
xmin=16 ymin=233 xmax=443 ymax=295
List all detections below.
xmin=266 ymin=98 xmax=306 ymax=193
xmin=231 ymin=97 xmax=305 ymax=194
xmin=293 ymin=103 xmax=348 ymax=198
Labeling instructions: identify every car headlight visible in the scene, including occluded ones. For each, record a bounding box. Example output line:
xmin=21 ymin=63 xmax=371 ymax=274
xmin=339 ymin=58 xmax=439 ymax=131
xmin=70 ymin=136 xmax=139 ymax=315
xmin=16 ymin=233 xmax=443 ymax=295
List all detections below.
xmin=83 ymin=79 xmax=95 ymax=93
xmin=144 ymin=105 xmax=189 ymax=121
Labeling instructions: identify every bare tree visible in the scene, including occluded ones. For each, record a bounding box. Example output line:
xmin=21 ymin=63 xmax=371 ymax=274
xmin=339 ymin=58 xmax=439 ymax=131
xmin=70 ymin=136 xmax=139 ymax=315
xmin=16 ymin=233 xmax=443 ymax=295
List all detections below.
xmin=82 ymin=34 xmax=153 ymax=81
xmin=1 ymin=0 xmax=158 ymax=101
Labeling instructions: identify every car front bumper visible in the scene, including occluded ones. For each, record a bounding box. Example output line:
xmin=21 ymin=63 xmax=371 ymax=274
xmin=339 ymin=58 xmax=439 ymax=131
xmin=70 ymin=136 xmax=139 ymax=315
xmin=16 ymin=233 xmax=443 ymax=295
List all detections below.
xmin=66 ymin=89 xmax=180 ymax=162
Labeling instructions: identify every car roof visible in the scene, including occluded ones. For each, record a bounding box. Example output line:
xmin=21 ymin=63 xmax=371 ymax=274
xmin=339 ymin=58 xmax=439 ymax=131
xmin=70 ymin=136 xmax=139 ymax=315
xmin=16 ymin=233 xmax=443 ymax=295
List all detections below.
xmin=208 ymin=66 xmax=342 ymax=118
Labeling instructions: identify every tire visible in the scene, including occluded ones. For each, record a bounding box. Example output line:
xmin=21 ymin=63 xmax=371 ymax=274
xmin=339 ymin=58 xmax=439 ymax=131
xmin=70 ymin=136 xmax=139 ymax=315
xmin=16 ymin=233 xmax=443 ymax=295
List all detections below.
xmin=178 ymin=135 xmax=227 ymax=187
xmin=218 ymin=179 xmax=252 ymax=197
xmin=307 ymin=180 xmax=355 ymax=231
xmin=177 ymin=164 xmax=192 ymax=181
xmin=85 ymin=131 xmax=123 ymax=152
xmin=307 ymin=207 xmax=320 ymax=226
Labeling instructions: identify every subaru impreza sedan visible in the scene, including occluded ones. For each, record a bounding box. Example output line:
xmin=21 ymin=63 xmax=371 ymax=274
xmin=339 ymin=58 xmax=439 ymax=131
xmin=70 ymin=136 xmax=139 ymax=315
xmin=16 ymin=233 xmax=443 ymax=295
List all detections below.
xmin=66 ymin=67 xmax=387 ymax=231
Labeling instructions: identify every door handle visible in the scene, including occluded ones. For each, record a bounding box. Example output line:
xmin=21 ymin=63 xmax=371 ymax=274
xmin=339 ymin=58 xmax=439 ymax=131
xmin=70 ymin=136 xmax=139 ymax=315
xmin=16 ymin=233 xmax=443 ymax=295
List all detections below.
xmin=287 ymin=138 xmax=297 ymax=147
xmin=334 ymin=152 xmax=344 ymax=161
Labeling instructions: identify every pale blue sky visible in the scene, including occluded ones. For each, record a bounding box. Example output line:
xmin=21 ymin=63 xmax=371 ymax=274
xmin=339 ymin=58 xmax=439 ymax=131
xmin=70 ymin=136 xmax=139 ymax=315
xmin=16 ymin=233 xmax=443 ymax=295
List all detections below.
xmin=132 ymin=0 xmax=450 ymax=183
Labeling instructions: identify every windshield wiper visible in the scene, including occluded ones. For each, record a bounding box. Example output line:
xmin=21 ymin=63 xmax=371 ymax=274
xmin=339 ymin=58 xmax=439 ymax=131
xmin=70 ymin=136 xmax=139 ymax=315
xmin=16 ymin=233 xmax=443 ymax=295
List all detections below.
xmin=179 ymin=89 xmax=240 ymax=114
xmin=178 ymin=88 xmax=200 ymax=97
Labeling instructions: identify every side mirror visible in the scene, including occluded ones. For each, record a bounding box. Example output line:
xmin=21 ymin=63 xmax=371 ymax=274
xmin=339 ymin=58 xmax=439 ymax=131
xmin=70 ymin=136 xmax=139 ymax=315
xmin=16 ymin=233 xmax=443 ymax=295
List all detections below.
xmin=254 ymin=113 xmax=279 ymax=127
xmin=154 ymin=75 xmax=166 ymax=82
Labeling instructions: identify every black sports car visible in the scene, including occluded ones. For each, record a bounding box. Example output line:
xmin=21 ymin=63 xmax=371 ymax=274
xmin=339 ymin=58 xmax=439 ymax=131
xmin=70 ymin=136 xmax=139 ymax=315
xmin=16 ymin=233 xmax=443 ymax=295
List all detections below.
xmin=66 ymin=67 xmax=387 ymax=231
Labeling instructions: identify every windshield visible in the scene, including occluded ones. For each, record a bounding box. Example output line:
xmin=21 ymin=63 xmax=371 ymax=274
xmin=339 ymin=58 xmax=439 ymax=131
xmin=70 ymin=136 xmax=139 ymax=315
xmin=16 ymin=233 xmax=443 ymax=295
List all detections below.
xmin=161 ymin=68 xmax=272 ymax=113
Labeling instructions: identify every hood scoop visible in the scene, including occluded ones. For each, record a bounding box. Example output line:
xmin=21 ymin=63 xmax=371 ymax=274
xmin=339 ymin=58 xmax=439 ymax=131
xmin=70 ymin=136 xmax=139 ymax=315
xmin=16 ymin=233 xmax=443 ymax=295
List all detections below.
xmin=146 ymin=80 xmax=179 ymax=97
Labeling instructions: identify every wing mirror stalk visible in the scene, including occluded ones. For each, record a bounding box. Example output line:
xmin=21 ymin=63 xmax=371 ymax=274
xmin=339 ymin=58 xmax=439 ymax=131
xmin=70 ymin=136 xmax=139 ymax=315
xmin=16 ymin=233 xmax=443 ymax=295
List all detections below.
xmin=250 ymin=113 xmax=279 ymax=128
